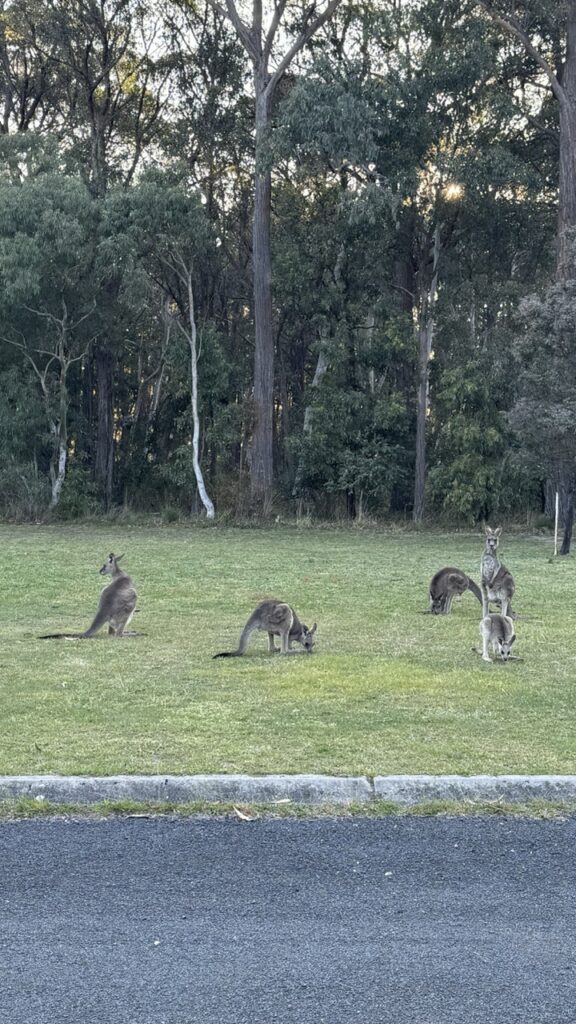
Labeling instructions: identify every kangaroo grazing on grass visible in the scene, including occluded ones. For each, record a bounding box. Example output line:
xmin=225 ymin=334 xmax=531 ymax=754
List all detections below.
xmin=480 ymin=526 xmax=516 ymax=619
xmin=428 ymin=567 xmax=482 ymax=614
xmin=213 ymin=600 xmax=317 ymax=658
xmin=477 ymin=613 xmax=518 ymax=662
xmin=38 ymin=553 xmax=138 ymax=639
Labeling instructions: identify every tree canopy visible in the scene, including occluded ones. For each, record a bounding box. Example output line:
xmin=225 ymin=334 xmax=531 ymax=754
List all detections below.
xmin=0 ymin=0 xmax=572 ymax=542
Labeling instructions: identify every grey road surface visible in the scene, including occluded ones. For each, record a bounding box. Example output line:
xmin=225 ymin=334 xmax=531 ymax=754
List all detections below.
xmin=0 ymin=816 xmax=575 ymax=1024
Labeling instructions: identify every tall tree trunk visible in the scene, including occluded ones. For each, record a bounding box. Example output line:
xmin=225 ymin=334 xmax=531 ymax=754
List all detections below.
xmin=558 ymin=3 xmax=576 ymax=282
xmin=478 ymin=1 xmax=576 ymax=552
xmin=413 ymin=223 xmax=441 ymax=523
xmin=559 ymin=484 xmax=574 ymax=555
xmin=413 ymin=320 xmax=432 ymax=523
xmin=293 ymin=329 xmax=330 ymax=513
xmin=186 ymin=274 xmax=215 ymax=519
xmin=206 ymin=0 xmax=343 ymax=516
xmin=250 ymin=78 xmax=274 ymax=515
xmin=557 ymin=6 xmax=576 ymax=551
xmin=49 ymin=376 xmax=68 ymax=508
xmin=95 ymin=346 xmax=114 ymax=510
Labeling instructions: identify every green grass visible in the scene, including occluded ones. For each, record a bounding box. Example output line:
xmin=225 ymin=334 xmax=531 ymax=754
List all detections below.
xmin=0 ymin=797 xmax=573 ymax=820
xmin=0 ymin=522 xmax=573 ymax=776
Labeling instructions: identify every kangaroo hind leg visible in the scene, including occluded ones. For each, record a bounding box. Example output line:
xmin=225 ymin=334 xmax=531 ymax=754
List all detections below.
xmin=109 ymin=608 xmax=135 ymax=637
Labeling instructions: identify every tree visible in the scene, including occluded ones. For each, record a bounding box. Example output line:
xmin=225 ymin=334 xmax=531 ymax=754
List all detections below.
xmin=476 ymin=0 xmax=576 ymax=548
xmin=510 ymin=276 xmax=576 ymax=554
xmin=104 ymin=170 xmax=219 ymax=517
xmin=0 ymin=173 xmax=99 ymax=508
xmin=14 ymin=0 xmax=173 ymax=507
xmin=204 ymin=0 xmax=343 ymax=514
xmin=475 ymin=1 xmax=576 ymax=279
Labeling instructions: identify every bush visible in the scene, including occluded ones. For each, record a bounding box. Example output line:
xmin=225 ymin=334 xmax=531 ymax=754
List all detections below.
xmin=0 ymin=463 xmax=49 ymax=521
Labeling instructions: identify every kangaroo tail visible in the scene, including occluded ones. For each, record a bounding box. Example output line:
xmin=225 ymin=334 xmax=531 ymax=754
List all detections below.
xmin=213 ymin=613 xmax=259 ymax=660
xmin=80 ymin=608 xmax=109 ymax=638
xmin=467 ymin=578 xmax=483 ymax=604
xmin=38 ymin=632 xmax=87 ymax=639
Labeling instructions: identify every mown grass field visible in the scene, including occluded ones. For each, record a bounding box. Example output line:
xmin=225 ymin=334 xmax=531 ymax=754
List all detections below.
xmin=0 ymin=523 xmax=573 ymax=777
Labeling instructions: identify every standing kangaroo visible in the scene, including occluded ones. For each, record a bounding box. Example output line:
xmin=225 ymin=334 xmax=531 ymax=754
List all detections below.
xmin=39 ymin=553 xmax=138 ymax=639
xmin=428 ymin=567 xmax=482 ymax=614
xmin=213 ymin=600 xmax=317 ymax=658
xmin=480 ymin=526 xmax=516 ymax=619
xmin=478 ymin=613 xmax=517 ymax=662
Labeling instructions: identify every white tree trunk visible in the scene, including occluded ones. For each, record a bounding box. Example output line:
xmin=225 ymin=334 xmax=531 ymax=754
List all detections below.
xmin=293 ymin=328 xmax=330 ymax=507
xmin=49 ymin=439 xmax=67 ymax=508
xmin=186 ymin=276 xmax=215 ymax=519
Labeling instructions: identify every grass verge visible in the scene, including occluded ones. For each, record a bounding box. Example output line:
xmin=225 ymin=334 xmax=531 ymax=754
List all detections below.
xmin=1 ymin=522 xmax=573 ymax=775
xmin=0 ymin=797 xmax=574 ymax=820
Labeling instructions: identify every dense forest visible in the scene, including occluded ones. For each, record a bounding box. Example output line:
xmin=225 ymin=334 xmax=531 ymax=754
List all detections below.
xmin=0 ymin=0 xmax=574 ymax=545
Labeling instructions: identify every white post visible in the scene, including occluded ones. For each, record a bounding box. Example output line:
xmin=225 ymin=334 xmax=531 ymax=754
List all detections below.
xmin=554 ymin=490 xmax=559 ymax=557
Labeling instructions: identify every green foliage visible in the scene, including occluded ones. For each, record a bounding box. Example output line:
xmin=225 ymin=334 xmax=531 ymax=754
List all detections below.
xmin=0 ymin=0 xmax=566 ymax=525
xmin=53 ymin=462 xmax=100 ymax=520
xmin=0 ymin=365 xmax=49 ymax=518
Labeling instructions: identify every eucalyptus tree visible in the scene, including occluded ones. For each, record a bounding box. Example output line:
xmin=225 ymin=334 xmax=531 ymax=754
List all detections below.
xmin=0 ymin=173 xmax=100 ymax=508
xmin=10 ymin=0 xmax=173 ymax=508
xmin=0 ymin=0 xmax=59 ymax=134
xmin=475 ymin=1 xmax=575 ymax=279
xmin=474 ymin=1 xmax=576 ymax=548
xmin=103 ymin=170 xmax=220 ymax=516
xmin=201 ymin=0 xmax=344 ymax=514
xmin=271 ymin=0 xmax=518 ymax=519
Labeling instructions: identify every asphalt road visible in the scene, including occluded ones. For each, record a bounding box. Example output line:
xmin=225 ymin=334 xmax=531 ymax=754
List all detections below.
xmin=1 ymin=815 xmax=575 ymax=1024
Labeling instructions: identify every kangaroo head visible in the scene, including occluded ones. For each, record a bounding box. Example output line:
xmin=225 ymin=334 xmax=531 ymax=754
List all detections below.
xmin=495 ymin=633 xmax=515 ymax=661
xmin=484 ymin=526 xmax=501 ymax=553
xmin=300 ymin=622 xmax=317 ymax=652
xmin=100 ymin=552 xmax=124 ymax=575
xmin=429 ymin=597 xmax=443 ymax=614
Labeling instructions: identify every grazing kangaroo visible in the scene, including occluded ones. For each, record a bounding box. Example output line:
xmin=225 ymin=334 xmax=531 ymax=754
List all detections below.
xmin=38 ymin=553 xmax=138 ymax=639
xmin=478 ymin=613 xmax=517 ymax=662
xmin=213 ymin=600 xmax=317 ymax=658
xmin=428 ymin=567 xmax=482 ymax=614
xmin=480 ymin=526 xmax=516 ymax=619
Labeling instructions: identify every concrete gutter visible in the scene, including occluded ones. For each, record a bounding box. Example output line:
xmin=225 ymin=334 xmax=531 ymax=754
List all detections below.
xmin=2 ymin=774 xmax=576 ymax=805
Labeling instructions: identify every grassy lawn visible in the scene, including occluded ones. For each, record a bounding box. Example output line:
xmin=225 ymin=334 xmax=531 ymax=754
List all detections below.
xmin=0 ymin=522 xmax=574 ymax=777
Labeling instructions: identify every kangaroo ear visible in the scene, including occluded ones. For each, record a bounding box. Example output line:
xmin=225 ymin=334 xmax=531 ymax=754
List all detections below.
xmin=510 ymin=634 xmax=516 ymax=645
xmin=116 ymin=553 xmax=125 ymax=562
xmin=310 ymin=623 xmax=317 ymax=635
xmin=494 ymin=527 xmax=502 ymax=537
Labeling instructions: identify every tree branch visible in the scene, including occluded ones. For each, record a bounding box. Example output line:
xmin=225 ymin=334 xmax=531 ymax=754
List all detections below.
xmin=476 ymin=1 xmax=565 ymax=104
xmin=262 ymin=0 xmax=288 ymax=64
xmin=206 ymin=0 xmax=259 ymax=62
xmin=267 ymin=0 xmax=343 ymax=94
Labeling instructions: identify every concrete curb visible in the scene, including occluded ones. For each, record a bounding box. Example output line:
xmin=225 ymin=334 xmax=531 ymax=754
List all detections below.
xmin=2 ymin=774 xmax=576 ymax=806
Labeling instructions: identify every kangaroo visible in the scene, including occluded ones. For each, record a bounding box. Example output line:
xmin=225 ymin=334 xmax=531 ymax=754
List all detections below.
xmin=480 ymin=526 xmax=516 ymax=619
xmin=478 ymin=613 xmax=517 ymax=662
xmin=38 ymin=553 xmax=138 ymax=639
xmin=213 ymin=600 xmax=317 ymax=658
xmin=428 ymin=567 xmax=482 ymax=614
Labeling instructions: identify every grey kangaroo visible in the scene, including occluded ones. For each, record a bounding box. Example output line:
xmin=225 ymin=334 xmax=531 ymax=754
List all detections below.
xmin=428 ymin=567 xmax=482 ymax=614
xmin=478 ymin=613 xmax=517 ymax=662
xmin=213 ymin=599 xmax=317 ymax=658
xmin=480 ymin=526 xmax=516 ymax=619
xmin=39 ymin=553 xmax=138 ymax=639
